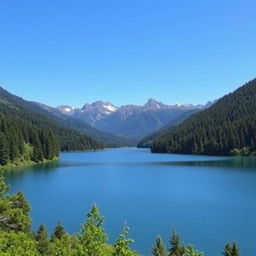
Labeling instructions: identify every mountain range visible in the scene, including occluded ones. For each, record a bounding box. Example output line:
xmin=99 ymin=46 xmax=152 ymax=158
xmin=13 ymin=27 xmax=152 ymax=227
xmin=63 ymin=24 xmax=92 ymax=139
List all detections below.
xmin=0 ymin=85 xmax=216 ymax=148
xmin=56 ymin=99 xmax=213 ymax=141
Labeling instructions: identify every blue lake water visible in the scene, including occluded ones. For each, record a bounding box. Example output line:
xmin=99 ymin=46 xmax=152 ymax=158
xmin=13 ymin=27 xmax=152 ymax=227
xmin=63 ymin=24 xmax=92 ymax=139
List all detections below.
xmin=4 ymin=148 xmax=256 ymax=255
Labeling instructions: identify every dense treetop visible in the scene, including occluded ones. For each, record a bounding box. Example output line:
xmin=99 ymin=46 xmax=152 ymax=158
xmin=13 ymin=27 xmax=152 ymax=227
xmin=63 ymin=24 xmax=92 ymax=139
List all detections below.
xmin=152 ymin=78 xmax=256 ymax=156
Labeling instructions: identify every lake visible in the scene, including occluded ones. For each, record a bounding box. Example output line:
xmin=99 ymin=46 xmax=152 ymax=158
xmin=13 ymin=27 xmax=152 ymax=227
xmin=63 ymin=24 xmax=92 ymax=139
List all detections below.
xmin=4 ymin=148 xmax=256 ymax=255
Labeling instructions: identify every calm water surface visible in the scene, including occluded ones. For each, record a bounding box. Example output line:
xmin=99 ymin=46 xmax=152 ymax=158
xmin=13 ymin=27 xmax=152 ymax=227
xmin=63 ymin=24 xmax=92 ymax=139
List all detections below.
xmin=4 ymin=148 xmax=256 ymax=256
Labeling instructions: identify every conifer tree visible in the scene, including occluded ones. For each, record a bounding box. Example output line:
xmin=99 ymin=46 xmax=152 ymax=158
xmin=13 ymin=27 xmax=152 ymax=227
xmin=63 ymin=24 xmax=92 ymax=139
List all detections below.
xmin=223 ymin=243 xmax=240 ymax=256
xmin=169 ymin=230 xmax=184 ymax=256
xmin=78 ymin=204 xmax=107 ymax=256
xmin=10 ymin=191 xmax=30 ymax=215
xmin=51 ymin=222 xmax=66 ymax=241
xmin=152 ymin=236 xmax=168 ymax=256
xmin=0 ymin=132 xmax=10 ymax=165
xmin=35 ymin=224 xmax=50 ymax=256
xmin=32 ymin=135 xmax=44 ymax=162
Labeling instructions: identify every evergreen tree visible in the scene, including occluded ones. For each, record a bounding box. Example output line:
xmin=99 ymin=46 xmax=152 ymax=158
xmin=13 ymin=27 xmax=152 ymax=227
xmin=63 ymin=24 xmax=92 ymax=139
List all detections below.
xmin=169 ymin=230 xmax=184 ymax=256
xmin=152 ymin=236 xmax=168 ymax=256
xmin=51 ymin=222 xmax=66 ymax=241
xmin=0 ymin=132 xmax=10 ymax=165
xmin=32 ymin=135 xmax=44 ymax=162
xmin=223 ymin=243 xmax=240 ymax=256
xmin=10 ymin=191 xmax=30 ymax=215
xmin=112 ymin=224 xmax=135 ymax=256
xmin=78 ymin=204 xmax=108 ymax=256
xmin=35 ymin=224 xmax=50 ymax=256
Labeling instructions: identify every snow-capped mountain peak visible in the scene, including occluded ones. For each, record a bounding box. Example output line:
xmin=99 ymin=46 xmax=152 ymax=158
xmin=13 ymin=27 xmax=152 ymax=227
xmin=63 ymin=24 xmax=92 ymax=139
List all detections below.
xmin=103 ymin=103 xmax=118 ymax=112
xmin=57 ymin=105 xmax=75 ymax=115
xmin=56 ymin=99 xmax=212 ymax=127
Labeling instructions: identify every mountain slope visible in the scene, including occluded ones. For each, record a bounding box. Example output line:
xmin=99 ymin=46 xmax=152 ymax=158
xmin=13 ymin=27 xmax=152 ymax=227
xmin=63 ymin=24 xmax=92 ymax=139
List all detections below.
xmin=151 ymin=78 xmax=256 ymax=156
xmin=96 ymin=108 xmax=193 ymax=139
xmin=0 ymin=113 xmax=59 ymax=166
xmin=0 ymin=87 xmax=103 ymax=161
xmin=138 ymin=109 xmax=200 ymax=148
xmin=0 ymin=87 xmax=130 ymax=147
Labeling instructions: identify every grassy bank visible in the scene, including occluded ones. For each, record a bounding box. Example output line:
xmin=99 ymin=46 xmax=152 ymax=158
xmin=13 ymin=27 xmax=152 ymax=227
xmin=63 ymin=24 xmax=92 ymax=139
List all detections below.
xmin=0 ymin=157 xmax=59 ymax=172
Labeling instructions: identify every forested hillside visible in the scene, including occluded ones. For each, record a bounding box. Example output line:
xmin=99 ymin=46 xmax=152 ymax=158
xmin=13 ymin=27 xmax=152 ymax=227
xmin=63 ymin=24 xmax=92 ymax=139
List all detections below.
xmin=152 ymin=78 xmax=256 ymax=156
xmin=0 ymin=87 xmax=129 ymax=147
xmin=0 ymin=115 xmax=59 ymax=165
xmin=138 ymin=109 xmax=200 ymax=148
xmin=0 ymin=88 xmax=103 ymax=166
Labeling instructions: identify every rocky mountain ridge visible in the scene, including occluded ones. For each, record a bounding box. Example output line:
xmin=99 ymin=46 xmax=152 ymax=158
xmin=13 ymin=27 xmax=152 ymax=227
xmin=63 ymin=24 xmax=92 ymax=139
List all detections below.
xmin=57 ymin=99 xmax=211 ymax=126
xmin=56 ymin=99 xmax=213 ymax=140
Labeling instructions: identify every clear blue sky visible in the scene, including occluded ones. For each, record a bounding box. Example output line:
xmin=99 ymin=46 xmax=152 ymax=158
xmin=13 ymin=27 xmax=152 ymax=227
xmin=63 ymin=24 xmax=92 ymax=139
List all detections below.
xmin=0 ymin=0 xmax=255 ymax=107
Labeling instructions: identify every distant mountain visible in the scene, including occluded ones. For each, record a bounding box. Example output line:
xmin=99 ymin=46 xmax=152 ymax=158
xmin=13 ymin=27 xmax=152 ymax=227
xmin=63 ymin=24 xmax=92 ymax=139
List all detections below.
xmin=35 ymin=102 xmax=132 ymax=147
xmin=58 ymin=101 xmax=119 ymax=126
xmin=57 ymin=99 xmax=211 ymax=141
xmin=151 ymin=78 xmax=256 ymax=156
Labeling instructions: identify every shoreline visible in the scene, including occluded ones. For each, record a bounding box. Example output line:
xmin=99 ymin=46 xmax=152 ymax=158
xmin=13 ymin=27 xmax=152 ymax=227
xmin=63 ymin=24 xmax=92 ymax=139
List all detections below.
xmin=0 ymin=157 xmax=59 ymax=172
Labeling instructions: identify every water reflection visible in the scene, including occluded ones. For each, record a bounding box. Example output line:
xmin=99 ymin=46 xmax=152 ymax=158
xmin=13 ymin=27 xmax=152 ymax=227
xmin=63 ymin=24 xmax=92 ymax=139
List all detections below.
xmin=4 ymin=160 xmax=60 ymax=180
xmin=154 ymin=157 xmax=256 ymax=170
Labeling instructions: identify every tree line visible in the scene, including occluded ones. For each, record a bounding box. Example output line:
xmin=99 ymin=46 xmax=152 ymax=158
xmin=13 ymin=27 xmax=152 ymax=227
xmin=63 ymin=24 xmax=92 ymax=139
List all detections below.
xmin=0 ymin=173 xmax=240 ymax=256
xmin=0 ymin=115 xmax=59 ymax=165
xmin=151 ymin=78 xmax=256 ymax=156
xmin=0 ymin=99 xmax=104 ymax=166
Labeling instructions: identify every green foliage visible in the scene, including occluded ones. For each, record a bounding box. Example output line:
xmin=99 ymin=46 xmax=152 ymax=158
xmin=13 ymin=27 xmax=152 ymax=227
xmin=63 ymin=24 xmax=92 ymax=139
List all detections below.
xmin=0 ymin=174 xmax=31 ymax=233
xmin=169 ymin=230 xmax=184 ymax=256
xmin=223 ymin=243 xmax=240 ymax=256
xmin=0 ymin=231 xmax=39 ymax=256
xmin=78 ymin=204 xmax=108 ymax=256
xmin=183 ymin=245 xmax=203 ymax=256
xmin=112 ymin=224 xmax=136 ymax=256
xmin=0 ymin=114 xmax=59 ymax=166
xmin=0 ymin=171 xmax=8 ymax=198
xmin=152 ymin=78 xmax=256 ymax=156
xmin=152 ymin=233 xmax=204 ymax=256
xmin=49 ymin=234 xmax=79 ymax=256
xmin=0 ymin=87 xmax=104 ymax=168
xmin=152 ymin=236 xmax=169 ymax=256
xmin=138 ymin=109 xmax=200 ymax=148
xmin=0 ymin=132 xmax=10 ymax=165
xmin=35 ymin=224 xmax=50 ymax=255
xmin=51 ymin=222 xmax=66 ymax=241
